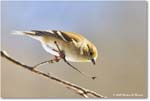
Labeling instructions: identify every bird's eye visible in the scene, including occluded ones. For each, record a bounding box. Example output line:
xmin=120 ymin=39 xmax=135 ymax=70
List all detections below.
xmin=90 ymin=51 xmax=93 ymax=56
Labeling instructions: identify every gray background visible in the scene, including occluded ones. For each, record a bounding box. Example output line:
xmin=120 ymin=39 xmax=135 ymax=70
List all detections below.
xmin=1 ymin=1 xmax=147 ymax=98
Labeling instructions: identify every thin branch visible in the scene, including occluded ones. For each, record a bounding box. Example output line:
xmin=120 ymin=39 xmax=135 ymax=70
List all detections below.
xmin=1 ymin=50 xmax=105 ymax=98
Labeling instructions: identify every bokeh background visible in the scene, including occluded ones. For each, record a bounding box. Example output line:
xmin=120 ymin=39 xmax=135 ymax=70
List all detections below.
xmin=1 ymin=1 xmax=147 ymax=98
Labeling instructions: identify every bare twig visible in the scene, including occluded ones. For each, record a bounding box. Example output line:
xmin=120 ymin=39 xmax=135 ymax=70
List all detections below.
xmin=1 ymin=50 xmax=105 ymax=98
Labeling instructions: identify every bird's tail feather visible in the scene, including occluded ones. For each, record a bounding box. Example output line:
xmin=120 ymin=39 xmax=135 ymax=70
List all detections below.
xmin=11 ymin=31 xmax=25 ymax=35
xmin=11 ymin=31 xmax=36 ymax=36
xmin=11 ymin=31 xmax=41 ymax=41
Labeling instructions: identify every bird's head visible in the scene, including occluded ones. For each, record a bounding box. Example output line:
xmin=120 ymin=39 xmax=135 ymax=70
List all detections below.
xmin=82 ymin=42 xmax=98 ymax=65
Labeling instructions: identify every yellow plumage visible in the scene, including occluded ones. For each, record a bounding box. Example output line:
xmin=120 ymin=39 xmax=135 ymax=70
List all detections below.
xmin=12 ymin=30 xmax=98 ymax=64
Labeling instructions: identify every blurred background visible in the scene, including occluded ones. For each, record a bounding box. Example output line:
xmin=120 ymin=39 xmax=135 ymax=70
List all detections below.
xmin=1 ymin=1 xmax=147 ymax=98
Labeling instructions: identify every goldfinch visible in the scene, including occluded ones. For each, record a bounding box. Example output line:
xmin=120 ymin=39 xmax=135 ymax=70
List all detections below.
xmin=12 ymin=30 xmax=98 ymax=79
xmin=12 ymin=30 xmax=98 ymax=64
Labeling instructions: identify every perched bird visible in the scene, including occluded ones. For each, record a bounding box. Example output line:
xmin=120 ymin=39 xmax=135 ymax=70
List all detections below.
xmin=12 ymin=30 xmax=98 ymax=79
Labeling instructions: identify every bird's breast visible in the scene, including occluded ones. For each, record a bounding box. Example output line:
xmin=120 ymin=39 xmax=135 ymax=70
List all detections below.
xmin=42 ymin=37 xmax=89 ymax=62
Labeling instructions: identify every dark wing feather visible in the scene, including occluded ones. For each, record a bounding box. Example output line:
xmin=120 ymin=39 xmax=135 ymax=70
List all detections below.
xmin=30 ymin=30 xmax=73 ymax=42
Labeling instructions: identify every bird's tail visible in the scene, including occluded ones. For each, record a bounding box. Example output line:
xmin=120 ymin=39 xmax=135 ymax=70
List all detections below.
xmin=11 ymin=30 xmax=41 ymax=41
xmin=11 ymin=31 xmax=25 ymax=35
xmin=11 ymin=31 xmax=37 ymax=36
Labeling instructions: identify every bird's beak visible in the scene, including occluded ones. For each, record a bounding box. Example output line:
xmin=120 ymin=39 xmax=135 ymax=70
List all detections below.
xmin=91 ymin=58 xmax=96 ymax=65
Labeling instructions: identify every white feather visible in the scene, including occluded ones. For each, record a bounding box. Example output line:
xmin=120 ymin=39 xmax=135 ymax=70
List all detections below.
xmin=11 ymin=31 xmax=25 ymax=35
xmin=42 ymin=43 xmax=59 ymax=56
xmin=11 ymin=30 xmax=42 ymax=41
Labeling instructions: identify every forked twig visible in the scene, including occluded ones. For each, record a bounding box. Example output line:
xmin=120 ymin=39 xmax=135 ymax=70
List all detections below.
xmin=33 ymin=56 xmax=60 ymax=68
xmin=1 ymin=50 xmax=105 ymax=98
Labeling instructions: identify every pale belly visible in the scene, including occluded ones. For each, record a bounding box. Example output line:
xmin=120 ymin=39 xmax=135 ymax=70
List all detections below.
xmin=41 ymin=39 xmax=89 ymax=62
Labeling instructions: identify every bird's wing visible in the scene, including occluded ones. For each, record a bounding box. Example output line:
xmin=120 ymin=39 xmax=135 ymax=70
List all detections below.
xmin=29 ymin=30 xmax=85 ymax=47
xmin=12 ymin=30 xmax=86 ymax=49
xmin=62 ymin=31 xmax=86 ymax=47
xmin=23 ymin=30 xmax=79 ymax=42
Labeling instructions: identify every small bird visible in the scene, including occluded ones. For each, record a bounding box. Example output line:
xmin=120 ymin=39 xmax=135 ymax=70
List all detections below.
xmin=12 ymin=30 xmax=98 ymax=79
